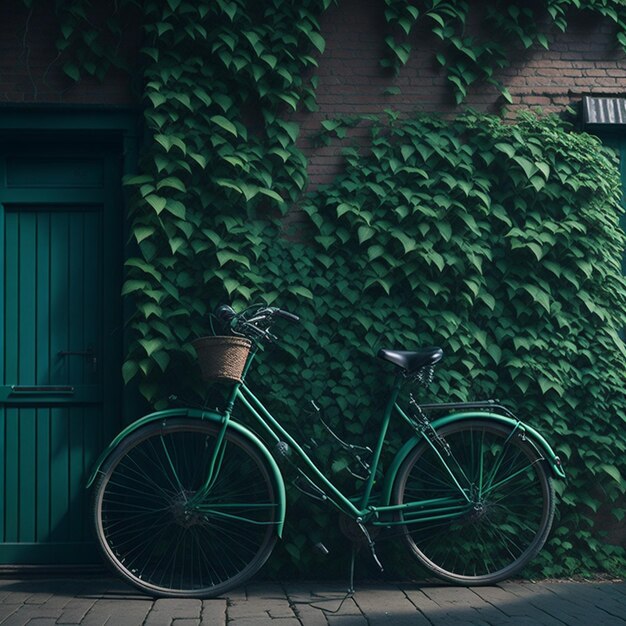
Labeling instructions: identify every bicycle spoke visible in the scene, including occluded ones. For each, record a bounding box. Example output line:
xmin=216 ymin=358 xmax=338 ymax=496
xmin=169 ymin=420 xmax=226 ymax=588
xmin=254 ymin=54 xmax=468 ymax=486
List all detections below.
xmin=395 ymin=420 xmax=555 ymax=584
xmin=95 ymin=421 xmax=278 ymax=596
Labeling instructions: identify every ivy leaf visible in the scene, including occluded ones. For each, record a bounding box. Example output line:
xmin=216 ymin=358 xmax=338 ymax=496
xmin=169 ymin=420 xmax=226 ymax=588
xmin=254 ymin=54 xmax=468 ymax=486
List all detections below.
xmin=427 ymin=12 xmax=445 ymax=28
xmin=147 ymin=92 xmax=166 ymax=107
xmin=189 ymin=152 xmax=208 ymax=168
xmin=122 ymin=360 xmax=139 ymax=384
xmin=600 ymin=464 xmax=623 ymax=484
xmin=500 ymin=87 xmax=513 ymax=104
xmin=153 ymin=350 xmax=171 ymax=372
xmin=138 ymin=338 xmax=163 ymax=357
xmin=514 ymin=156 xmax=537 ymax=179
xmin=487 ymin=343 xmax=502 ymax=365
xmin=358 ymin=226 xmax=375 ymax=244
xmin=211 ymin=115 xmax=238 ymax=137
xmin=278 ymin=121 xmax=300 ymax=143
xmin=63 ymin=62 xmax=80 ymax=81
xmin=290 ymin=285 xmax=314 ymax=299
xmin=438 ymin=222 xmax=452 ymax=242
xmin=535 ymin=161 xmax=551 ymax=179
xmin=134 ymin=226 xmax=154 ymax=243
xmin=145 ymin=195 xmax=167 ymax=214
xmin=165 ymin=199 xmax=186 ymax=219
xmin=524 ymin=285 xmax=551 ymax=312
xmin=495 ymin=143 xmax=516 ymax=158
xmin=193 ymin=88 xmax=212 ymax=107
xmin=259 ymin=188 xmax=285 ymax=204
xmin=394 ymin=232 xmax=418 ymax=254
xmin=367 ymin=245 xmax=385 ymax=261
xmin=239 ymin=183 xmax=259 ymax=201
xmin=157 ymin=177 xmax=186 ymax=193
xmin=308 ymin=31 xmax=326 ymax=54
xmin=121 ymin=280 xmax=149 ymax=296
xmin=217 ymin=251 xmax=251 ymax=269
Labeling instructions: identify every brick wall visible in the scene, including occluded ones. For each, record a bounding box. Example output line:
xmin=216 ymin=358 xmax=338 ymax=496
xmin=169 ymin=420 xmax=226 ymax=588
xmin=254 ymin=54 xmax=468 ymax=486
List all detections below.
xmin=0 ymin=1 xmax=139 ymax=106
xmin=298 ymin=0 xmax=626 ymax=187
xmin=0 ymin=1 xmax=623 ymax=185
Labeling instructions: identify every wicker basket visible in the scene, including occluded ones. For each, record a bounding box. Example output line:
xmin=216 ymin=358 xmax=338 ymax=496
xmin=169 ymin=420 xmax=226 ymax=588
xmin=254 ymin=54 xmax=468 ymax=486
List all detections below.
xmin=192 ymin=336 xmax=252 ymax=382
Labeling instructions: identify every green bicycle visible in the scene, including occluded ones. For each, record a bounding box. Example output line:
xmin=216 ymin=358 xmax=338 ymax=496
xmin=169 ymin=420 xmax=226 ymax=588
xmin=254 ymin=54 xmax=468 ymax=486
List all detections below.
xmin=88 ymin=303 xmax=565 ymax=598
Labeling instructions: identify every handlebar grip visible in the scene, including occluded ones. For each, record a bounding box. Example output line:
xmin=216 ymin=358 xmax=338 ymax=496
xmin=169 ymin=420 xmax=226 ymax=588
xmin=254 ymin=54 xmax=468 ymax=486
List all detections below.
xmin=275 ymin=309 xmax=300 ymax=322
xmin=215 ymin=304 xmax=236 ymax=322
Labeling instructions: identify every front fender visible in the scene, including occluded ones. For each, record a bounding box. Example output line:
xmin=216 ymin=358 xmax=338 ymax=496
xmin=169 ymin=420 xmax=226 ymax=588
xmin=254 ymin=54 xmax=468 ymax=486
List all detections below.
xmin=380 ymin=411 xmax=565 ymax=506
xmin=87 ymin=408 xmax=287 ymax=537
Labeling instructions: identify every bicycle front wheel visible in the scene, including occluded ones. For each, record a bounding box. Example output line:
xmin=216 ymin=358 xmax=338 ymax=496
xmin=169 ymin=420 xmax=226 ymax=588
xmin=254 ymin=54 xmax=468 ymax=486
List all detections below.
xmin=392 ymin=419 xmax=555 ymax=585
xmin=92 ymin=419 xmax=279 ymax=597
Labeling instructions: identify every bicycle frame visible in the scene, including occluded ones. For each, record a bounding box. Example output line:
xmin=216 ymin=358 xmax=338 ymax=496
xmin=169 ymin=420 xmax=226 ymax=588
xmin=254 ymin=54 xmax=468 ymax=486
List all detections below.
xmin=233 ymin=377 xmax=476 ymax=527
xmin=88 ymin=343 xmax=564 ymax=532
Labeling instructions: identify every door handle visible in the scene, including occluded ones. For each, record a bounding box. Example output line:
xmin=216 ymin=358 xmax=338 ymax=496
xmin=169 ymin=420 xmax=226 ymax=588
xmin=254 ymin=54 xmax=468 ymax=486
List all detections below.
xmin=58 ymin=346 xmax=97 ymax=372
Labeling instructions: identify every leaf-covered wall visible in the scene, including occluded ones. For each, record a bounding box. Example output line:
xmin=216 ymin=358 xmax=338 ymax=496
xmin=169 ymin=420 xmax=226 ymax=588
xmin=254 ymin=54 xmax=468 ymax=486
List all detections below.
xmin=13 ymin=0 xmax=626 ymax=577
xmin=115 ymin=1 xmax=626 ymax=577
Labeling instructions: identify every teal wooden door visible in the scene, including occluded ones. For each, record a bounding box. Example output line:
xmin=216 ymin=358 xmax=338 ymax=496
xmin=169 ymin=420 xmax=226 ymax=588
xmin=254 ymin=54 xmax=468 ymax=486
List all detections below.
xmin=0 ymin=141 xmax=123 ymax=564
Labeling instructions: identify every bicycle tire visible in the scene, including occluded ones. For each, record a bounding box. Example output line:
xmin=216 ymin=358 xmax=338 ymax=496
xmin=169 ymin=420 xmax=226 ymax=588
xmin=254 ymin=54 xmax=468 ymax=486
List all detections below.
xmin=392 ymin=419 xmax=555 ymax=585
xmin=92 ymin=418 xmax=278 ymax=598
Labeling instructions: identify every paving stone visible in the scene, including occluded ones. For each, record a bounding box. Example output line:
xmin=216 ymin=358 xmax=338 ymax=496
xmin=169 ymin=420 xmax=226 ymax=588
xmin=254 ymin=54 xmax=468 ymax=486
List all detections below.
xmin=325 ymin=616 xmax=368 ymax=626
xmin=231 ymin=621 xmax=300 ymax=626
xmin=289 ymin=602 xmax=329 ymax=626
xmin=0 ymin=608 xmax=19 ymax=624
xmin=284 ymin=585 xmax=361 ymax=616
xmin=499 ymin=581 xmax=626 ymax=626
xmin=404 ymin=584 xmax=546 ymax=626
xmin=0 ymin=576 xmax=625 ymax=625
xmin=79 ymin=598 xmax=152 ymax=626
xmin=353 ymin=585 xmax=429 ymax=625
xmin=0 ymin=588 xmax=35 ymax=605
xmin=469 ymin=585 xmax=565 ymax=626
xmin=55 ymin=598 xmax=98 ymax=624
xmin=228 ymin=596 xmax=297 ymax=621
xmin=199 ymin=599 xmax=227 ymax=625
xmin=0 ymin=605 xmax=62 ymax=626
xmin=540 ymin=581 xmax=626 ymax=623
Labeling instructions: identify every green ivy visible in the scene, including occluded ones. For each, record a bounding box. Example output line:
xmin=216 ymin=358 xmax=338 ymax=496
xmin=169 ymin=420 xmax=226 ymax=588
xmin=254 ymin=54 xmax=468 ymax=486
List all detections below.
xmin=25 ymin=0 xmax=626 ymax=578
xmin=382 ymin=0 xmax=626 ymax=104
xmin=119 ymin=0 xmax=329 ymax=402
xmin=256 ymin=110 xmax=626 ymax=578
xmin=27 ymin=1 xmax=626 ymax=105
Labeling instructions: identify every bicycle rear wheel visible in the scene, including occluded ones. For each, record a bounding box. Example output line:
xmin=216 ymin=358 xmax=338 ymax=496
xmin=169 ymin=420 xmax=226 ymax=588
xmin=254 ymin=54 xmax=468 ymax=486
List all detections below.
xmin=92 ymin=419 xmax=278 ymax=597
xmin=392 ymin=419 xmax=555 ymax=585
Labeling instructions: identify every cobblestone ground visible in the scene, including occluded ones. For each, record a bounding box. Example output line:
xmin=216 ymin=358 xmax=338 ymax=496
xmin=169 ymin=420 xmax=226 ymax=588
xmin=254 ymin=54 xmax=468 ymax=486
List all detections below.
xmin=0 ymin=577 xmax=625 ymax=625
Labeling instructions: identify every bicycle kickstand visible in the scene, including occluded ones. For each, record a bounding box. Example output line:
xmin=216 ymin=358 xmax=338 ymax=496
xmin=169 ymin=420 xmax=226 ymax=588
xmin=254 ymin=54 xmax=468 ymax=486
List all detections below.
xmin=357 ymin=521 xmax=384 ymax=573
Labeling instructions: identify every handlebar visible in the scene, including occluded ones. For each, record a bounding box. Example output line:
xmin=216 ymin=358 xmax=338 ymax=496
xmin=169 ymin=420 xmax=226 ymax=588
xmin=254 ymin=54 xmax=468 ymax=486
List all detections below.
xmin=213 ymin=303 xmax=299 ymax=343
xmin=273 ymin=309 xmax=300 ymax=323
xmin=215 ymin=304 xmax=237 ymax=323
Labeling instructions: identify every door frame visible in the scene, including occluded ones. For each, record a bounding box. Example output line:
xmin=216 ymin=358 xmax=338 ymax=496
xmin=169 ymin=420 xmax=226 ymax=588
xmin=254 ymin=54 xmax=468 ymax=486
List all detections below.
xmin=0 ymin=107 xmax=139 ymax=564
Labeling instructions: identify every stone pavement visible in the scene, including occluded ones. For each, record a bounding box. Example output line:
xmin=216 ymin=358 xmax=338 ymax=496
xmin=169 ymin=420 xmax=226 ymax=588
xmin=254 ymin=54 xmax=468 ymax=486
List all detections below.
xmin=0 ymin=576 xmax=625 ymax=625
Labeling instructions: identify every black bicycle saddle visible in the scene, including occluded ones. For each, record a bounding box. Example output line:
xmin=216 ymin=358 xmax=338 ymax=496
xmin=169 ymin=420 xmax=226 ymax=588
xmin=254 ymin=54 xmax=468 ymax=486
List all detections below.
xmin=377 ymin=347 xmax=443 ymax=371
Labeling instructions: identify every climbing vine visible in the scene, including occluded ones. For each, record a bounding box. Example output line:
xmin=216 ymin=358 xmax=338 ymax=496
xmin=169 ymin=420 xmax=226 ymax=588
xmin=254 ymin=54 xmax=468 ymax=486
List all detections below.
xmin=382 ymin=0 xmax=626 ymax=104
xmin=118 ymin=0 xmax=329 ymax=401
xmin=22 ymin=0 xmax=626 ymax=577
xmin=291 ymin=111 xmax=626 ymax=576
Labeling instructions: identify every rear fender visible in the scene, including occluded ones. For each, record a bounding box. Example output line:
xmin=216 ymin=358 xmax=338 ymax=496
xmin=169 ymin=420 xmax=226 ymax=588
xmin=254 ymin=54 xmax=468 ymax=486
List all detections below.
xmin=380 ymin=411 xmax=565 ymax=506
xmin=86 ymin=408 xmax=287 ymax=537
